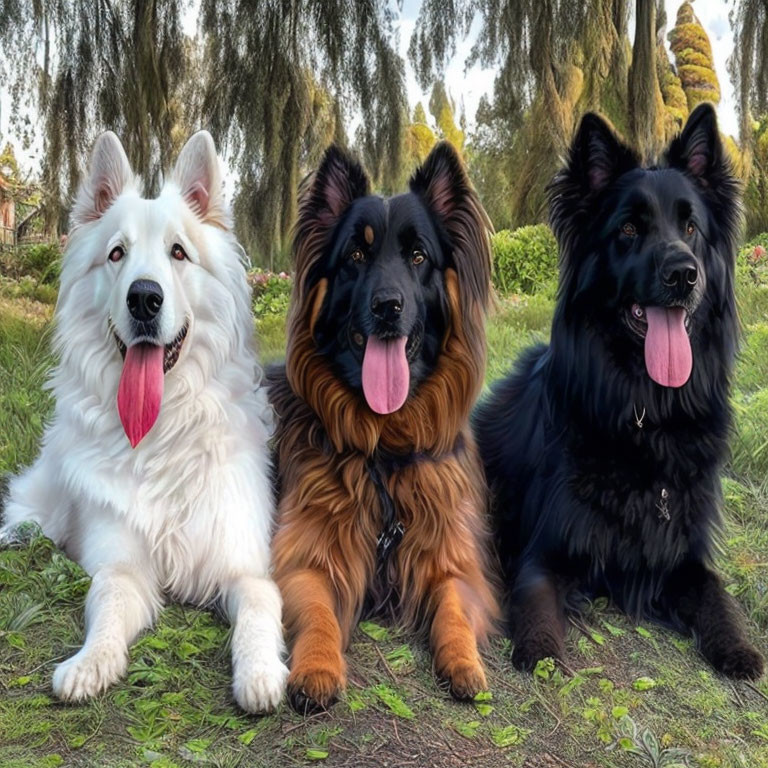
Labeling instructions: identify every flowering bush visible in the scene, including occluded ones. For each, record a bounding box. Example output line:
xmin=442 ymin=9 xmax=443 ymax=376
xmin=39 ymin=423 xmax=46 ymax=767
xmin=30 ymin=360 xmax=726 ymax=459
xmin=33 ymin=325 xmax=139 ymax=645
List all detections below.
xmin=249 ymin=269 xmax=292 ymax=317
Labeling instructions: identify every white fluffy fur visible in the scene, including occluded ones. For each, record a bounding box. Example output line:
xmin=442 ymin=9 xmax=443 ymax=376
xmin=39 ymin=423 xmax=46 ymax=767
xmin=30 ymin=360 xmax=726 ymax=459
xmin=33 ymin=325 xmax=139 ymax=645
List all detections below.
xmin=2 ymin=131 xmax=287 ymax=712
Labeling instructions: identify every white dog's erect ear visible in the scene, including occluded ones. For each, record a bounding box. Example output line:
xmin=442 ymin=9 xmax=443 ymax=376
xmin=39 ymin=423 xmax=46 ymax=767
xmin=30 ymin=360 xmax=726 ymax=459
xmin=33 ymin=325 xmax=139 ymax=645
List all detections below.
xmin=172 ymin=131 xmax=228 ymax=228
xmin=72 ymin=132 xmax=133 ymax=226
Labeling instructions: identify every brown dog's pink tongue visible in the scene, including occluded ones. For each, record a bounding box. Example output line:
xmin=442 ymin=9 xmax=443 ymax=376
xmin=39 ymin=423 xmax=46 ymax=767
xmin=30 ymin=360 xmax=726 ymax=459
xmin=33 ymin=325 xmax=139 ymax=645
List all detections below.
xmin=117 ymin=343 xmax=165 ymax=447
xmin=361 ymin=336 xmax=409 ymax=414
xmin=643 ymin=306 xmax=692 ymax=388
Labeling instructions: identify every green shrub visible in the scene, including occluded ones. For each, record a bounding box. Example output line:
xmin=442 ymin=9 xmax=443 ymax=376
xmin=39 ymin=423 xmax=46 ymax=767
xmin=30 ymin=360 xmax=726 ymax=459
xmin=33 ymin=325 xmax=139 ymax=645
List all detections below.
xmin=736 ymin=234 xmax=768 ymax=326
xmin=0 ymin=276 xmax=58 ymax=305
xmin=0 ymin=244 xmax=62 ymax=285
xmin=250 ymin=270 xmax=292 ymax=318
xmin=491 ymin=225 xmax=558 ymax=297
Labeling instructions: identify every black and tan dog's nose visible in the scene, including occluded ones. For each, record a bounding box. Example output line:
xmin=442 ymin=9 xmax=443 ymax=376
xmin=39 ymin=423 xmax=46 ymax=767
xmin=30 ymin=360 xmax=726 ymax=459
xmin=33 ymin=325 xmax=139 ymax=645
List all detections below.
xmin=661 ymin=255 xmax=698 ymax=296
xmin=371 ymin=291 xmax=403 ymax=322
xmin=127 ymin=279 xmax=164 ymax=321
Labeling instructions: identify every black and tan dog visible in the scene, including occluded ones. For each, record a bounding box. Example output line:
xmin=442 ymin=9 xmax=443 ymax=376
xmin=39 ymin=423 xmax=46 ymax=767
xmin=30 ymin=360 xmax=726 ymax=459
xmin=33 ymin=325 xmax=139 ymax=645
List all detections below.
xmin=268 ymin=142 xmax=499 ymax=712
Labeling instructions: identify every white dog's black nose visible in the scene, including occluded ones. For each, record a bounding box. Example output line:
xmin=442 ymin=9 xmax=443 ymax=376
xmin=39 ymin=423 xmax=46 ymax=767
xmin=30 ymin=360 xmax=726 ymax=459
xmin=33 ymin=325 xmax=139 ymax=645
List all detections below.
xmin=127 ymin=279 xmax=164 ymax=321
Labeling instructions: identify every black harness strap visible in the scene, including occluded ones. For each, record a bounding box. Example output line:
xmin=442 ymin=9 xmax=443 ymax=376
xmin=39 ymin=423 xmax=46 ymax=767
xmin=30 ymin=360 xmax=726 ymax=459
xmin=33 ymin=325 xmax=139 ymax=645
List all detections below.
xmin=363 ymin=435 xmax=467 ymax=616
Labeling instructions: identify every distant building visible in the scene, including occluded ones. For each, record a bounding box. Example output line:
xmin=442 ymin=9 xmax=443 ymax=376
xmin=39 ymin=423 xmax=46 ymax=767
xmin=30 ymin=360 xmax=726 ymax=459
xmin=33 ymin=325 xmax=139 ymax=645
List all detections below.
xmin=0 ymin=173 xmax=16 ymax=246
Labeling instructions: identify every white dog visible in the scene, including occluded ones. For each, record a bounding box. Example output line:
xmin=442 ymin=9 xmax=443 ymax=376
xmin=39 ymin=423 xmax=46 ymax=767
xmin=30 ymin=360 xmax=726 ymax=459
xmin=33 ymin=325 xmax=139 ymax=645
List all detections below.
xmin=1 ymin=131 xmax=288 ymax=712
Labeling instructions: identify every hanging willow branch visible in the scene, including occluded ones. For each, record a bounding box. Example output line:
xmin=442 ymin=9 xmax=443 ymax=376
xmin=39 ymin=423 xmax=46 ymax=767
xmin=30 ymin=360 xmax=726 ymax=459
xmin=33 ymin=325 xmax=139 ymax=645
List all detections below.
xmin=729 ymin=0 xmax=768 ymax=147
xmin=200 ymin=0 xmax=407 ymax=260
xmin=0 ymin=0 xmax=189 ymax=228
xmin=0 ymin=0 xmax=407 ymax=260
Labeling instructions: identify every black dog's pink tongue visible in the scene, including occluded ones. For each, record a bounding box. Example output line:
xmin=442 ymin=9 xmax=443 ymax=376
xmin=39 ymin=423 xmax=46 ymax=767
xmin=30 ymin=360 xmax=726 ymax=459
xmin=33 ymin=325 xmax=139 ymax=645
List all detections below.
xmin=117 ymin=343 xmax=165 ymax=448
xmin=643 ymin=306 xmax=692 ymax=388
xmin=361 ymin=336 xmax=409 ymax=414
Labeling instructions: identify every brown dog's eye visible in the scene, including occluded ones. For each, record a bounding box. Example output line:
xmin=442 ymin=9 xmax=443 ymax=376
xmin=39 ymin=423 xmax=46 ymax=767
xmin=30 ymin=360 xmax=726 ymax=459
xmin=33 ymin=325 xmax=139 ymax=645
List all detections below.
xmin=412 ymin=250 xmax=425 ymax=265
xmin=686 ymin=221 xmax=695 ymax=236
xmin=621 ymin=222 xmax=637 ymax=237
xmin=351 ymin=249 xmax=365 ymax=263
xmin=171 ymin=244 xmax=187 ymax=261
xmin=108 ymin=246 xmax=124 ymax=262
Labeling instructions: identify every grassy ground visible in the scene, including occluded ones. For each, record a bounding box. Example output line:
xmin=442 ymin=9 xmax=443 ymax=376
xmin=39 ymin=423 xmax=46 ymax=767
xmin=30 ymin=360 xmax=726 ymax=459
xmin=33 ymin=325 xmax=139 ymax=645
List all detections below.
xmin=2 ymin=280 xmax=768 ymax=768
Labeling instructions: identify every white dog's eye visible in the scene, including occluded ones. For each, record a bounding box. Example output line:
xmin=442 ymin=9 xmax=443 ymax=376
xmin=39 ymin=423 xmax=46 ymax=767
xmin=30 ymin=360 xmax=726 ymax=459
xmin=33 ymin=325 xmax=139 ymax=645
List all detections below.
xmin=171 ymin=244 xmax=188 ymax=261
xmin=108 ymin=246 xmax=124 ymax=263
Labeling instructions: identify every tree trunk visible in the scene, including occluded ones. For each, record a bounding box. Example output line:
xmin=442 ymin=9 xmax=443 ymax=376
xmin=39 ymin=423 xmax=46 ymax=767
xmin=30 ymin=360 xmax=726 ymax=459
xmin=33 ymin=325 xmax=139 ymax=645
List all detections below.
xmin=628 ymin=0 xmax=666 ymax=160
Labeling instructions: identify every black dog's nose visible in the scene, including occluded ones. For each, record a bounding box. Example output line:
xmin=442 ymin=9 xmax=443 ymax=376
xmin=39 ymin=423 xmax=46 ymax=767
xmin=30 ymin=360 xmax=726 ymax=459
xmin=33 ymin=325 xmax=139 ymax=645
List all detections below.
xmin=127 ymin=279 xmax=164 ymax=322
xmin=661 ymin=255 xmax=698 ymax=296
xmin=371 ymin=291 xmax=403 ymax=322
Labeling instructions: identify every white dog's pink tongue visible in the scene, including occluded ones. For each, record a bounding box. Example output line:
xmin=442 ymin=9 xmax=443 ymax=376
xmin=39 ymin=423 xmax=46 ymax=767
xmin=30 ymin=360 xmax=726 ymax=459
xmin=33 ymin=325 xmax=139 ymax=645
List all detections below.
xmin=643 ymin=306 xmax=692 ymax=388
xmin=362 ymin=335 xmax=410 ymax=414
xmin=117 ymin=343 xmax=165 ymax=448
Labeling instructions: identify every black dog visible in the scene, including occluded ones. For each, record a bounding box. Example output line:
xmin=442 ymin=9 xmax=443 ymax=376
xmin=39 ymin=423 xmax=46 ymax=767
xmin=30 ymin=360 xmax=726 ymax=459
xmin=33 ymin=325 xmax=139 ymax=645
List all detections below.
xmin=474 ymin=104 xmax=764 ymax=679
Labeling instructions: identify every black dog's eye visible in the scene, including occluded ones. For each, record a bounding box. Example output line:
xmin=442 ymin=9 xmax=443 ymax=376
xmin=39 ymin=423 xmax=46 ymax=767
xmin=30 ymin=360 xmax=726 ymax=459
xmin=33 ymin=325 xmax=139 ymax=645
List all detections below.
xmin=686 ymin=221 xmax=696 ymax=236
xmin=108 ymin=246 xmax=124 ymax=263
xmin=621 ymin=222 xmax=637 ymax=237
xmin=351 ymin=249 xmax=365 ymax=263
xmin=412 ymin=250 xmax=426 ymax=266
xmin=171 ymin=244 xmax=187 ymax=261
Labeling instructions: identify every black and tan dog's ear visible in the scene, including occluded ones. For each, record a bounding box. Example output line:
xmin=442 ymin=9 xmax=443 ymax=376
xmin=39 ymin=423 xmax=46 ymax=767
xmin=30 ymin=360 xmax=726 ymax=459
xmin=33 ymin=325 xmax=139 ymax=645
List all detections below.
xmin=409 ymin=141 xmax=473 ymax=220
xmin=568 ymin=113 xmax=638 ymax=194
xmin=410 ymin=141 xmax=493 ymax=335
xmin=667 ymin=103 xmax=726 ymax=185
xmin=303 ymin=145 xmax=370 ymax=222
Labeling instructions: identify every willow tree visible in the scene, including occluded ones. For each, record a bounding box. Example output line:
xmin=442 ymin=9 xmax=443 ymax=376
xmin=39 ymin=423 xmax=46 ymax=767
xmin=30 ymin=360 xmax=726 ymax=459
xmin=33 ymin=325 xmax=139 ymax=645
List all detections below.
xmin=730 ymin=0 xmax=768 ymax=147
xmin=201 ymin=0 xmax=407 ymax=263
xmin=1 ymin=0 xmax=407 ymax=260
xmin=395 ymin=103 xmax=438 ymax=191
xmin=410 ymin=0 xmax=631 ymax=226
xmin=0 ymin=0 xmax=191 ymax=229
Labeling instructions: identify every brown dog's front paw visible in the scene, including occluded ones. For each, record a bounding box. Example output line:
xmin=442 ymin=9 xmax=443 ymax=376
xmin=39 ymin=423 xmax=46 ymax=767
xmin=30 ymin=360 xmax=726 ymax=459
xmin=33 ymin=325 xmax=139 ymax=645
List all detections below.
xmin=711 ymin=643 xmax=764 ymax=680
xmin=287 ymin=666 xmax=345 ymax=715
xmin=437 ymin=657 xmax=487 ymax=701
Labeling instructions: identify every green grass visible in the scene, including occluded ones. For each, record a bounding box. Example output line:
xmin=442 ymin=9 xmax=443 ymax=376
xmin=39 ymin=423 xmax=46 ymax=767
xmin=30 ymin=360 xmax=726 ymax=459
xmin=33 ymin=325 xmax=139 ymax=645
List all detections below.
xmin=2 ymin=284 xmax=768 ymax=767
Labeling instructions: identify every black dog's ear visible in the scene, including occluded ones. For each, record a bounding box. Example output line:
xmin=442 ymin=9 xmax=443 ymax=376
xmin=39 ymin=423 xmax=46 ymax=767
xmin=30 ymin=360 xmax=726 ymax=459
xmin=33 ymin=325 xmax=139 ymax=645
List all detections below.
xmin=569 ymin=113 xmax=638 ymax=193
xmin=667 ymin=103 xmax=725 ymax=185
xmin=666 ymin=103 xmax=741 ymax=248
xmin=304 ymin=145 xmax=370 ymax=221
xmin=549 ymin=114 xmax=638 ymax=251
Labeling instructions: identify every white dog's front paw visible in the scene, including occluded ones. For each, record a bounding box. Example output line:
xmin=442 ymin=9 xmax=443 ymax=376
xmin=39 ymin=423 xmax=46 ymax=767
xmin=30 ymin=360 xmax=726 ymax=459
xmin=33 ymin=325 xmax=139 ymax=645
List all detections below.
xmin=233 ymin=657 xmax=289 ymax=714
xmin=52 ymin=644 xmax=127 ymax=701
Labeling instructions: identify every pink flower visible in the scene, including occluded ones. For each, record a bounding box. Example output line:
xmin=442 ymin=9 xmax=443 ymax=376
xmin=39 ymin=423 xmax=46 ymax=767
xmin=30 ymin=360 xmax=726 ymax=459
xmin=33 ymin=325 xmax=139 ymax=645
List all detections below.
xmin=753 ymin=245 xmax=766 ymax=262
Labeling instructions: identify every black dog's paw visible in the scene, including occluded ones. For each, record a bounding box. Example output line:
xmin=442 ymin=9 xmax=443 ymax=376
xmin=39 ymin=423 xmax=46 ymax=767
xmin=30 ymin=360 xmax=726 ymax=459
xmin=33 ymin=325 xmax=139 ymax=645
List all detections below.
xmin=511 ymin=636 xmax=564 ymax=673
xmin=712 ymin=643 xmax=764 ymax=680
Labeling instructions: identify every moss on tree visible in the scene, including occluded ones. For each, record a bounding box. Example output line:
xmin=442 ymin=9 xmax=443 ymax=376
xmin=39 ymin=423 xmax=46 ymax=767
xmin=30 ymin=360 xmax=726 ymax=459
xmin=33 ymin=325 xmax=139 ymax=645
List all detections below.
xmin=668 ymin=2 xmax=721 ymax=110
